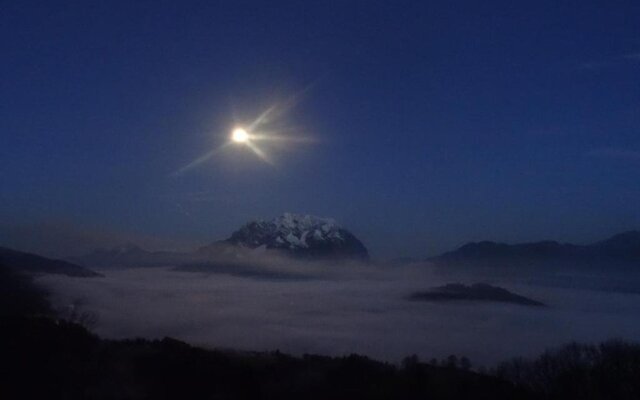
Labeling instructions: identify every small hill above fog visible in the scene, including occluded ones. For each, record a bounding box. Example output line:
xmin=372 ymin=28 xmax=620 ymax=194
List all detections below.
xmin=431 ymin=231 xmax=640 ymax=271
xmin=409 ymin=283 xmax=545 ymax=307
xmin=199 ymin=213 xmax=369 ymax=261
xmin=0 ymin=247 xmax=101 ymax=277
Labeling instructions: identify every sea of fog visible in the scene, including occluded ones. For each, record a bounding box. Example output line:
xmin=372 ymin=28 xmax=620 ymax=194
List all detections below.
xmin=37 ymin=261 xmax=640 ymax=366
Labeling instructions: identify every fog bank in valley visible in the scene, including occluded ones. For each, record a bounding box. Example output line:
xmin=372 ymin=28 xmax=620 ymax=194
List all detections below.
xmin=37 ymin=259 xmax=640 ymax=366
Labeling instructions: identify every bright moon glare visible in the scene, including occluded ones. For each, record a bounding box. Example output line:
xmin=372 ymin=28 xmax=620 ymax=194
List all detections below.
xmin=232 ymin=128 xmax=249 ymax=143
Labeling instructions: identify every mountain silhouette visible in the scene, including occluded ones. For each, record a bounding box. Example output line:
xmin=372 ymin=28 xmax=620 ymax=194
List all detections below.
xmin=431 ymin=231 xmax=640 ymax=271
xmin=0 ymin=246 xmax=101 ymax=277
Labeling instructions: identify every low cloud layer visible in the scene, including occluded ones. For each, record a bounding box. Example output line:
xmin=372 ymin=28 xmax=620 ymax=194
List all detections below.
xmin=37 ymin=260 xmax=640 ymax=366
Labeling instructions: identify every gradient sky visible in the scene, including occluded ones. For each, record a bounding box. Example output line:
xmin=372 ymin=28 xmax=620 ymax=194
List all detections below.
xmin=2 ymin=1 xmax=639 ymax=258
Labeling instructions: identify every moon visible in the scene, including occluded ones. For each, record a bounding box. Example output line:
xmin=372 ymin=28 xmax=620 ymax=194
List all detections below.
xmin=231 ymin=127 xmax=249 ymax=143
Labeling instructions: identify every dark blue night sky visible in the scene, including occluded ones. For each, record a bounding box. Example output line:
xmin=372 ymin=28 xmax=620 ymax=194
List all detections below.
xmin=2 ymin=1 xmax=639 ymax=258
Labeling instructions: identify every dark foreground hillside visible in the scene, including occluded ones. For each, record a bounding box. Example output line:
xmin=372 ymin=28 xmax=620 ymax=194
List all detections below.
xmin=0 ymin=263 xmax=52 ymax=317
xmin=496 ymin=340 xmax=640 ymax=400
xmin=0 ymin=316 xmax=530 ymax=400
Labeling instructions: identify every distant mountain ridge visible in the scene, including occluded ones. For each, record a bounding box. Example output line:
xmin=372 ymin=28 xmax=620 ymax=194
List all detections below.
xmin=431 ymin=231 xmax=640 ymax=270
xmin=72 ymin=213 xmax=369 ymax=268
xmin=0 ymin=247 xmax=101 ymax=277
xmin=199 ymin=213 xmax=369 ymax=260
xmin=72 ymin=243 xmax=195 ymax=269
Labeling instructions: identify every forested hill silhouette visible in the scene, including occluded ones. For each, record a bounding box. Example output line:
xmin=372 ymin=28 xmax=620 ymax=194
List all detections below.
xmin=1 ymin=317 xmax=531 ymax=400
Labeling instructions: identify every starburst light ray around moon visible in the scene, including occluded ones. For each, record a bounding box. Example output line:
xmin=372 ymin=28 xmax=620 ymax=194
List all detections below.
xmin=172 ymin=86 xmax=317 ymax=175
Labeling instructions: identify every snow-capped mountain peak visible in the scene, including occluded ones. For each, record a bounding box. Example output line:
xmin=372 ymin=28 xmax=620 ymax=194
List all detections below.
xmin=202 ymin=213 xmax=369 ymax=260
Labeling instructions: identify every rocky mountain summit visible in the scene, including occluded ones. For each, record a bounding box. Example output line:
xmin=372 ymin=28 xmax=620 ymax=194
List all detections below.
xmin=200 ymin=213 xmax=369 ymax=260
